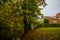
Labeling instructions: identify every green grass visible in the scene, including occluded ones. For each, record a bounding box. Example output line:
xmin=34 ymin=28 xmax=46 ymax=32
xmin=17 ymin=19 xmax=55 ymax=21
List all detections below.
xmin=22 ymin=27 xmax=60 ymax=40
xmin=36 ymin=27 xmax=60 ymax=35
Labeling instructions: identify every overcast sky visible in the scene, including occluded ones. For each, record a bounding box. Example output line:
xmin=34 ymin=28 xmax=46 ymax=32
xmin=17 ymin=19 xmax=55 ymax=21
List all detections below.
xmin=41 ymin=0 xmax=60 ymax=16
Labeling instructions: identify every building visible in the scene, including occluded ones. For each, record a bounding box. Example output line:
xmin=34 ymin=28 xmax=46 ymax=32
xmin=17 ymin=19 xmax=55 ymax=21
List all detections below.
xmin=45 ymin=13 xmax=60 ymax=24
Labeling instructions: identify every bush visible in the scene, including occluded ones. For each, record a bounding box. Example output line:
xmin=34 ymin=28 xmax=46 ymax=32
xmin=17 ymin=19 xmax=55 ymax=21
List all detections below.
xmin=41 ymin=24 xmax=60 ymax=27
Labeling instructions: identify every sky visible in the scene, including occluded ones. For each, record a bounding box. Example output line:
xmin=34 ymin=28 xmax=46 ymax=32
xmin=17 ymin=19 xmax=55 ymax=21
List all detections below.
xmin=41 ymin=0 xmax=60 ymax=16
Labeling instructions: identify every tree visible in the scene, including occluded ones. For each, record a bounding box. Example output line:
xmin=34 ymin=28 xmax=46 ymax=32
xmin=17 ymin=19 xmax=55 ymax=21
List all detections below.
xmin=44 ymin=19 xmax=49 ymax=24
xmin=0 ymin=0 xmax=24 ymax=40
xmin=0 ymin=0 xmax=47 ymax=40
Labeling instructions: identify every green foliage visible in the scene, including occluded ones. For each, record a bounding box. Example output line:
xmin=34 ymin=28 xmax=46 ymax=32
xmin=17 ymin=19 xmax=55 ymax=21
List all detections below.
xmin=44 ymin=19 xmax=49 ymax=24
xmin=37 ymin=24 xmax=60 ymax=27
xmin=39 ymin=19 xmax=44 ymax=24
xmin=0 ymin=0 xmax=46 ymax=39
xmin=0 ymin=20 xmax=12 ymax=40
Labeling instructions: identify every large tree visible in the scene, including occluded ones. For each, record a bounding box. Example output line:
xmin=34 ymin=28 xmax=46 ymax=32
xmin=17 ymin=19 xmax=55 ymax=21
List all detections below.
xmin=22 ymin=0 xmax=47 ymax=33
xmin=0 ymin=0 xmax=47 ymax=40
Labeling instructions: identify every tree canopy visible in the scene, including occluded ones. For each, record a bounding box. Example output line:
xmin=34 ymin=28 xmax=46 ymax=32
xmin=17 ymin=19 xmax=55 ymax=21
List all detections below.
xmin=0 ymin=0 xmax=47 ymax=40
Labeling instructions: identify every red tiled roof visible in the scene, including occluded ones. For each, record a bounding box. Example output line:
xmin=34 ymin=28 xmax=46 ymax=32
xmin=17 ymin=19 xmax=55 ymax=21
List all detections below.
xmin=56 ymin=13 xmax=60 ymax=17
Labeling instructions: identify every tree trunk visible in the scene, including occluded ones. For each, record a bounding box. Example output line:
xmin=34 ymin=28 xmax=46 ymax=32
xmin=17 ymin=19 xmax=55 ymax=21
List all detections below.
xmin=20 ymin=14 xmax=31 ymax=40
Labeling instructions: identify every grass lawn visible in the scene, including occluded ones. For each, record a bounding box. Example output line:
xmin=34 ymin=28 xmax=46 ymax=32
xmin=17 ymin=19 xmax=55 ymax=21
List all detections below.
xmin=36 ymin=27 xmax=60 ymax=36
xmin=22 ymin=27 xmax=60 ymax=40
